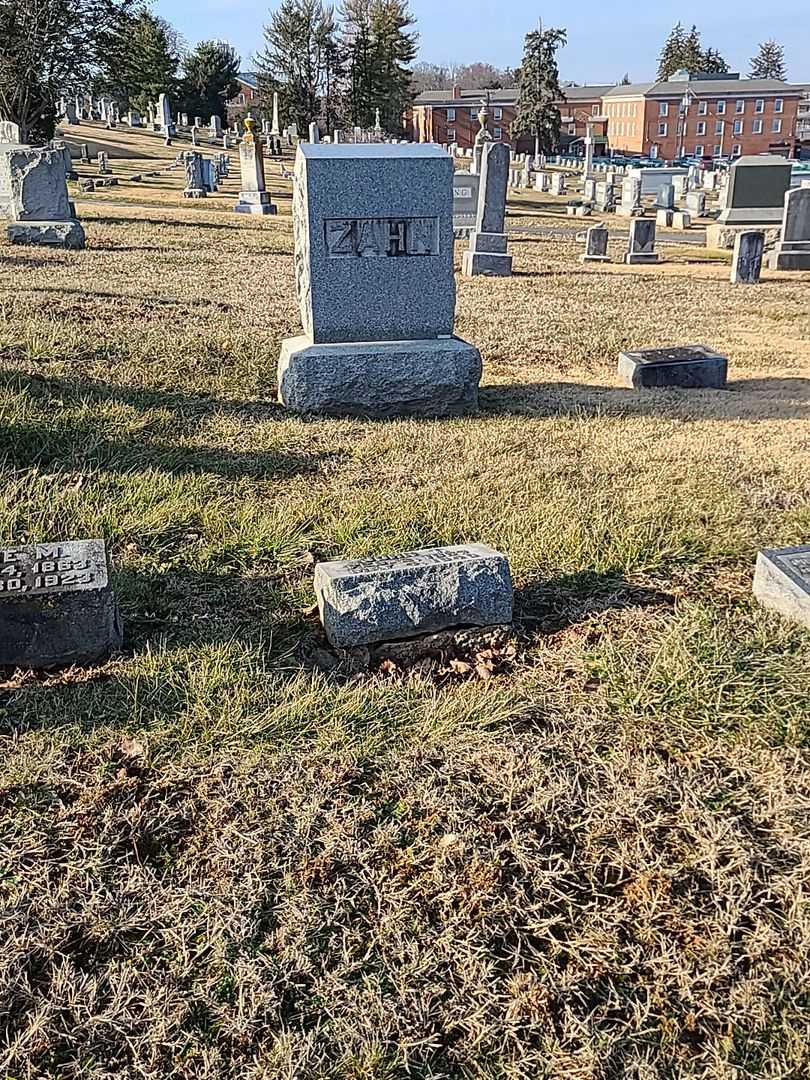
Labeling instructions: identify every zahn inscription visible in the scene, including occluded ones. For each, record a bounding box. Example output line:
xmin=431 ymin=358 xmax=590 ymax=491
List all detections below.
xmin=324 ymin=217 xmax=439 ymax=258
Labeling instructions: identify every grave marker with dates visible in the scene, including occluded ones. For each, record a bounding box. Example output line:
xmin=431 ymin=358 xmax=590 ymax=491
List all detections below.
xmin=278 ymin=143 xmax=482 ymax=417
xmin=0 ymin=539 xmax=123 ymax=669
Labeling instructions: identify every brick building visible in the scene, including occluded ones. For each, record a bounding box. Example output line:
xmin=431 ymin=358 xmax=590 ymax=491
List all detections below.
xmin=603 ymin=73 xmax=804 ymax=159
xmin=226 ymin=74 xmax=260 ymax=123
xmin=409 ymin=84 xmax=611 ymax=154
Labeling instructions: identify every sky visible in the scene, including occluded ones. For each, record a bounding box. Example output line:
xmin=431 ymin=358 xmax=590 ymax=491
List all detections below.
xmin=153 ymin=0 xmax=808 ymax=84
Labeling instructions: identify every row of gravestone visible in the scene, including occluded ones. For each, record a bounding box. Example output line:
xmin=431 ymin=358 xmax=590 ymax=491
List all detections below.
xmin=2 ymin=537 xmax=807 ymax=670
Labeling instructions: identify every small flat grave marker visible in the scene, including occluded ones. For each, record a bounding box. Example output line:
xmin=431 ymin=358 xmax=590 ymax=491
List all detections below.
xmin=0 ymin=539 xmax=122 ymax=668
xmin=618 ymin=345 xmax=728 ymax=389
xmin=754 ymin=546 xmax=810 ymax=630
xmin=315 ymin=543 xmax=513 ymax=648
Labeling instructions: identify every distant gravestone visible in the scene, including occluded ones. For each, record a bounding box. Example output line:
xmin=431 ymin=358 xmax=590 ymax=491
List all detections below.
xmin=462 ymin=141 xmax=512 ymax=277
xmin=308 ymin=121 xmax=320 ymax=143
xmin=686 ymin=190 xmax=706 ymax=216
xmin=616 ymin=177 xmax=642 ymax=217
xmin=754 ymin=546 xmax=810 ymax=630
xmin=0 ymin=540 xmax=122 ymax=669
xmin=580 ymin=224 xmax=610 ymax=263
xmin=235 ymin=117 xmax=276 ymax=215
xmin=550 ymin=172 xmax=566 ymax=196
xmin=718 ymin=155 xmax=793 ymax=226
xmin=769 ymin=187 xmax=810 ymax=271
xmin=657 ymin=183 xmax=675 ymax=210
xmin=182 ymin=151 xmax=207 ymax=198
xmin=624 ymin=218 xmax=659 ymax=264
xmin=731 ymin=230 xmax=764 ymax=283
xmin=453 ymin=171 xmax=480 ymax=234
xmin=618 ymin=345 xmax=728 ymax=389
xmin=1 ymin=147 xmax=85 ymax=249
xmin=278 ymin=143 xmax=482 ymax=417
xmin=314 ymin=544 xmax=513 ymax=648
xmin=0 ymin=120 xmax=21 ymax=144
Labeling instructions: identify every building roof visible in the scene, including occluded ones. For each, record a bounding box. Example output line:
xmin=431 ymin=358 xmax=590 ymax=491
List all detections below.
xmin=413 ymin=84 xmax=613 ymax=106
xmin=237 ymin=73 xmax=258 ymax=90
xmin=604 ymin=78 xmax=803 ymax=98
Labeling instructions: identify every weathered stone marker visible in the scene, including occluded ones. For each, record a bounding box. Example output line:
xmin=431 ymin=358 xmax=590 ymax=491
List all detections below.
xmin=624 ymin=218 xmax=659 ymax=265
xmin=453 ymin=171 xmax=480 ymax=235
xmin=1 ymin=147 xmax=85 ymax=249
xmin=315 ymin=544 xmax=514 ymax=648
xmin=731 ymin=230 xmax=765 ymax=284
xmin=0 ymin=540 xmax=122 ymax=668
xmin=279 ymin=143 xmax=482 ymax=417
xmin=235 ymin=115 xmax=276 ymax=215
xmin=462 ymin=141 xmax=512 ymax=277
xmin=182 ymin=151 xmax=207 ymax=199
xmin=753 ymin=546 xmax=810 ymax=630
xmin=618 ymin=345 xmax=728 ymax=390
xmin=580 ymin=224 xmax=610 ymax=263
xmin=769 ymin=187 xmax=810 ymax=271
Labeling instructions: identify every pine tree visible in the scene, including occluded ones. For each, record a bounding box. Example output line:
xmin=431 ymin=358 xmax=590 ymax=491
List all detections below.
xmin=702 ymin=48 xmax=729 ymax=74
xmin=255 ymin=0 xmax=338 ymax=133
xmin=95 ymin=6 xmax=182 ymax=112
xmin=512 ymin=25 xmax=566 ymax=155
xmin=749 ymin=40 xmax=787 ymax=80
xmin=342 ymin=0 xmax=417 ymax=133
xmin=657 ymin=22 xmax=686 ymax=80
xmin=181 ymin=41 xmax=240 ymax=123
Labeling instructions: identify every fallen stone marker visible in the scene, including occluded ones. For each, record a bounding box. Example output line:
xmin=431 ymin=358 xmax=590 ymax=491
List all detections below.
xmin=618 ymin=345 xmax=728 ymax=390
xmin=0 ymin=539 xmax=123 ymax=669
xmin=753 ymin=546 xmax=810 ymax=630
xmin=314 ymin=543 xmax=513 ymax=648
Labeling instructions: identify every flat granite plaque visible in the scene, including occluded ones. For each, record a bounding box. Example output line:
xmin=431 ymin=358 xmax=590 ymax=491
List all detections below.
xmin=753 ymin=546 xmax=810 ymax=630
xmin=618 ymin=345 xmax=728 ymax=389
xmin=0 ymin=539 xmax=122 ymax=668
xmin=315 ymin=543 xmax=513 ymax=648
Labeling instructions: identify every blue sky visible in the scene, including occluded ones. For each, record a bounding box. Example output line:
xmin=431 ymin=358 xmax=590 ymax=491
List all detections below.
xmin=154 ymin=1 xmax=808 ymax=84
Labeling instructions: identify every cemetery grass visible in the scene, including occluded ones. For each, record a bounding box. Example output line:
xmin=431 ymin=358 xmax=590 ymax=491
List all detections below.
xmin=1 ymin=182 xmax=810 ymax=1079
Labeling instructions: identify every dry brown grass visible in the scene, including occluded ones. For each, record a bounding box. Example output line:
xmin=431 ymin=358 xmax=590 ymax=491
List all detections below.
xmin=1 ymin=125 xmax=809 ymax=1079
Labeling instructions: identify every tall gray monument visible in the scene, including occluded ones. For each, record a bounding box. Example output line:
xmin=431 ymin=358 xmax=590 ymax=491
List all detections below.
xmin=234 ymin=116 xmax=276 ymax=215
xmin=769 ymin=187 xmax=810 ymax=271
xmin=278 ymin=144 xmax=483 ymax=417
xmin=462 ymin=141 xmax=512 ymax=277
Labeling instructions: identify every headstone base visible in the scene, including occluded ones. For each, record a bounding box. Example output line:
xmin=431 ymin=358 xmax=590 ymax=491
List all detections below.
xmin=234 ymin=191 xmax=277 ymax=215
xmin=0 ymin=587 xmax=122 ymax=669
xmin=183 ymin=188 xmax=207 ymax=199
xmin=462 ymin=231 xmax=512 ymax=276
xmin=624 ymin=252 xmax=660 ymax=265
xmin=615 ymin=206 xmax=643 ymax=218
xmin=579 ymin=253 xmax=610 ymax=263
xmin=7 ymin=220 xmax=85 ymax=250
xmin=656 ymin=209 xmax=674 ymax=227
xmin=769 ymin=243 xmax=810 ymax=271
xmin=618 ymin=346 xmax=728 ymax=389
xmin=278 ymin=335 xmax=482 ymax=418
xmin=706 ymin=222 xmax=781 ymax=251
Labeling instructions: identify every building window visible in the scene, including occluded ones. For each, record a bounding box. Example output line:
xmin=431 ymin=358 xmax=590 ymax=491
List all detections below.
xmin=775 ymin=98 xmax=784 ymax=113
xmin=731 ymin=144 xmax=742 ymax=156
xmin=713 ymin=144 xmax=721 ymax=156
xmin=447 ymin=108 xmax=455 ymax=121
xmin=733 ymin=119 xmax=743 ymax=135
xmin=469 ymin=108 xmax=477 ymax=119
xmin=698 ymin=101 xmax=707 ymax=115
xmin=735 ymin=100 xmax=745 ymax=113
xmin=568 ymin=125 xmax=576 ymax=135
xmin=755 ymin=99 xmax=765 ymax=113
xmin=658 ymin=122 xmax=668 ymax=136
xmin=659 ymin=102 xmax=669 ymax=116
xmin=493 ymin=107 xmax=502 ymax=120
xmin=695 ymin=144 xmax=704 ymax=156
xmin=715 ymin=120 xmax=724 ymax=135
xmin=696 ymin=121 xmax=706 ymax=136
xmin=772 ymin=118 xmax=782 ymax=133
xmin=237 ymin=94 xmax=245 ymax=105
xmin=447 ymin=128 xmax=455 ymax=141
xmin=716 ymin=100 xmax=726 ymax=114
xmin=752 ymin=119 xmax=763 ymax=134
xmin=592 ymin=104 xmax=599 ymax=115
xmin=493 ymin=126 xmax=502 ymax=139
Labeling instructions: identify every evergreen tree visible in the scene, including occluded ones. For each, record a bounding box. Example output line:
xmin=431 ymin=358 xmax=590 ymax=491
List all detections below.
xmin=512 ymin=25 xmax=566 ymax=155
xmin=702 ymin=48 xmax=729 ymax=74
xmin=342 ymin=0 xmax=417 ymax=133
xmin=94 ymin=5 xmax=182 ymax=111
xmin=181 ymin=40 xmax=240 ymax=122
xmin=656 ymin=22 xmax=727 ymax=79
xmin=749 ymin=40 xmax=787 ymax=80
xmin=657 ymin=22 xmax=686 ymax=80
xmin=255 ymin=0 xmax=337 ymax=132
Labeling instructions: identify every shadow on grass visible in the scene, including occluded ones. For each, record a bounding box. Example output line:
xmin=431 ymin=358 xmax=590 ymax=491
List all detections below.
xmin=514 ymin=569 xmax=675 ymax=635
xmin=479 ymin=379 xmax=810 ymax=422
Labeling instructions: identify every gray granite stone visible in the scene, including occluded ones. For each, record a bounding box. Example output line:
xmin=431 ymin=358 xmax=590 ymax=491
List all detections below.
xmin=624 ymin=218 xmax=659 ymax=264
xmin=315 ymin=543 xmax=514 ymax=647
xmin=291 ymin=143 xmax=455 ymax=343
xmin=753 ymin=546 xmax=810 ymax=630
xmin=462 ymin=142 xmax=511 ymax=277
xmin=0 ymin=540 xmax=122 ymax=668
xmin=769 ymin=187 xmax=810 ymax=270
xmin=731 ymin=230 xmax=765 ymax=283
xmin=580 ymin=225 xmax=609 ymax=263
xmin=279 ymin=335 xmax=482 ymax=417
xmin=656 ymin=183 xmax=675 ymax=210
xmin=7 ymin=220 xmax=85 ymax=248
xmin=0 ymin=147 xmax=73 ymax=220
xmin=718 ymin=155 xmax=793 ymax=227
xmin=618 ymin=345 xmax=728 ymax=389
xmin=686 ymin=191 xmax=706 ymax=216
xmin=235 ymin=123 xmax=276 ymax=215
xmin=453 ymin=171 xmax=480 ymax=233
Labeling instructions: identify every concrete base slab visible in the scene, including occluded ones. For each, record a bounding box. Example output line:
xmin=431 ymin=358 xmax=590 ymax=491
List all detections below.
xmin=624 ymin=253 xmax=660 ymax=265
xmin=706 ymin=222 xmax=781 ymax=251
xmin=7 ymin=219 xmax=85 ymax=249
xmin=579 ymin=254 xmax=610 ymax=263
xmin=278 ymin=335 xmax=483 ymax=418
